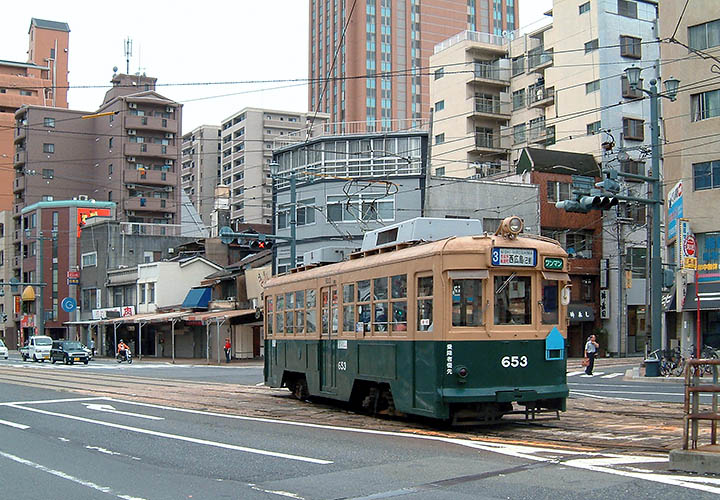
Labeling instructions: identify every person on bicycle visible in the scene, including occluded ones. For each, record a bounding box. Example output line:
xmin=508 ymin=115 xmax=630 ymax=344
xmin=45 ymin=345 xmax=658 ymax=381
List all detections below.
xmin=117 ymin=340 xmax=130 ymax=361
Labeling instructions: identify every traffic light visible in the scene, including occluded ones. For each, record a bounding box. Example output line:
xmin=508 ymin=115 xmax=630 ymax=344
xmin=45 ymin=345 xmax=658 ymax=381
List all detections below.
xmin=579 ymin=193 xmax=619 ymax=210
xmin=0 ymin=313 xmax=7 ymax=323
xmin=555 ymin=200 xmax=589 ymax=213
xmin=249 ymin=236 xmax=274 ymax=251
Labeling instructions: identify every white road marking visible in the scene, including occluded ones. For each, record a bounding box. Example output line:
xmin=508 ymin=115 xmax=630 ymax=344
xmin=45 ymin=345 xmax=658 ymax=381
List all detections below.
xmin=600 ymin=373 xmax=623 ymax=379
xmin=82 ymin=403 xmax=165 ymax=421
xmin=0 ymin=396 xmax=106 ymax=407
xmin=250 ymin=485 xmax=307 ymax=499
xmin=566 ymin=370 xmax=586 ymax=377
xmin=0 ymin=418 xmax=29 ymax=429
xmin=570 ymin=391 xmax=636 ymax=401
xmin=0 ymin=450 xmax=147 ymax=499
xmin=86 ymin=446 xmax=142 ymax=461
xmin=103 ymin=397 xmax=719 ymax=494
xmin=579 ymin=372 xmax=605 ymax=378
xmin=9 ymin=403 xmax=332 ymax=465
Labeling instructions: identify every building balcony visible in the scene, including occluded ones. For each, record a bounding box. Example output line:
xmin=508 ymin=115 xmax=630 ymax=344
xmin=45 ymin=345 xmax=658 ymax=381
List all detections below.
xmin=124 ymin=169 xmax=177 ymax=187
xmin=527 ymin=87 xmax=555 ymax=108
xmin=470 ymin=97 xmax=511 ymax=120
xmin=13 ymin=176 xmax=25 ymax=194
xmin=14 ymin=150 xmax=26 ymax=167
xmin=472 ymin=132 xmax=508 ymax=154
xmin=528 ymin=48 xmax=553 ymax=73
xmin=125 ymin=115 xmax=178 ymax=133
xmin=123 ymin=197 xmax=174 ymax=213
xmin=124 ymin=142 xmax=177 ymax=160
xmin=528 ymin=126 xmax=549 ymax=145
xmin=14 ymin=126 xmax=26 ymax=143
xmin=468 ymin=63 xmax=510 ymax=86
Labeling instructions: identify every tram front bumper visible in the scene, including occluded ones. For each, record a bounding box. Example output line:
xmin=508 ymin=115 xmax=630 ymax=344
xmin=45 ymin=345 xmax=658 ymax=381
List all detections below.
xmin=440 ymin=385 xmax=568 ymax=403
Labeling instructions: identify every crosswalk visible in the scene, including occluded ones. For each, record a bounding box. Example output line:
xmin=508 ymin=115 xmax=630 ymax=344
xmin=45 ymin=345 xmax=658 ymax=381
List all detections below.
xmin=567 ymin=370 xmax=624 ymax=379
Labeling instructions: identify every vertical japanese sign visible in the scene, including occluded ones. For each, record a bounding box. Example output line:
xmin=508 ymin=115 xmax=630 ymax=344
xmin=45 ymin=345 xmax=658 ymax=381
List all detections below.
xmin=667 ymin=181 xmax=683 ymax=243
xmin=678 ymin=219 xmax=697 ymax=270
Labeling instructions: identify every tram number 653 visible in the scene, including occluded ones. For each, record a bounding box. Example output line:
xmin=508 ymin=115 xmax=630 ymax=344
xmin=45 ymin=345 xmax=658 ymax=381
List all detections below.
xmin=337 ymin=361 xmax=347 ymax=371
xmin=501 ymin=355 xmax=528 ymax=368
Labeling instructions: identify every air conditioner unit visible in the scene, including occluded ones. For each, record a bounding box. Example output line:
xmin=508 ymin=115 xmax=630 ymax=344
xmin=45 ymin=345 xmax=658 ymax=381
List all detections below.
xmin=164 ymin=213 xmax=173 ymax=219
xmin=77 ymin=195 xmax=89 ymax=201
xmin=126 ymin=211 xmax=136 ymax=216
xmin=164 ymin=186 xmax=173 ymax=192
xmin=226 ymin=296 xmax=237 ymax=302
xmin=164 ymin=133 xmax=174 ymax=139
xmin=128 ymin=103 xmax=137 ymax=109
xmin=165 ymin=106 xmax=173 ymax=113
xmin=128 ymin=157 xmax=136 ymax=162
xmin=128 ymin=129 xmax=136 ymax=136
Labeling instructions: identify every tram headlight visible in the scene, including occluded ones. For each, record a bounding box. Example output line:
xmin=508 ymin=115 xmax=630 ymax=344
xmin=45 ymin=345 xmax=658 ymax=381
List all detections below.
xmin=495 ymin=216 xmax=524 ymax=239
xmin=456 ymin=366 xmax=469 ymax=383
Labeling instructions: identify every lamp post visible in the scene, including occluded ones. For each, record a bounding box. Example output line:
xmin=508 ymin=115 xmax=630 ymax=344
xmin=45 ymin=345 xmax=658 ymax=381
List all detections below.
xmin=624 ymin=66 xmax=679 ymax=352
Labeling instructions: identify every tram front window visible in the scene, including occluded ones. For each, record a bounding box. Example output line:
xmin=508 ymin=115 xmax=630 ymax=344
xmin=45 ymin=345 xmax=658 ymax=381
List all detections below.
xmin=494 ymin=275 xmax=532 ymax=325
xmin=452 ymin=279 xmax=484 ymax=327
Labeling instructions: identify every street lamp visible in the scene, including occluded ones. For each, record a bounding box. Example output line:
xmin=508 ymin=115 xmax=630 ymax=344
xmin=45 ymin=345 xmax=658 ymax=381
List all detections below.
xmin=624 ymin=66 xmax=680 ymax=352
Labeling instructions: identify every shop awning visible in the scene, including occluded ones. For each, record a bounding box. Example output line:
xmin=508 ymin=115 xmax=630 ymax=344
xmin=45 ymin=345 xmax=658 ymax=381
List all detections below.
xmin=184 ymin=309 xmax=257 ymax=325
xmin=682 ymin=281 xmax=720 ymax=311
xmin=181 ymin=287 xmax=212 ymax=309
xmin=568 ymin=304 xmax=595 ymax=322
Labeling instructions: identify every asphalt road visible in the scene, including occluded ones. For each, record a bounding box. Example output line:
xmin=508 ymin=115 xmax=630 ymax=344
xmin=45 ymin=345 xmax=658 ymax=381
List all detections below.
xmin=1 ymin=382 xmax=718 ymax=499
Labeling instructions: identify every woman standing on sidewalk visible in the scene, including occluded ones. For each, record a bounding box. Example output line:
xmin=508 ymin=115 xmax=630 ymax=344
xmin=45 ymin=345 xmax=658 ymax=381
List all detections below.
xmin=584 ymin=334 xmax=600 ymax=375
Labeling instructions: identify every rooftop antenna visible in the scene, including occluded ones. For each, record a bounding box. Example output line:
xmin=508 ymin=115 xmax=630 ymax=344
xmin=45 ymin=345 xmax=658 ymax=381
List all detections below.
xmin=124 ymin=37 xmax=133 ymax=74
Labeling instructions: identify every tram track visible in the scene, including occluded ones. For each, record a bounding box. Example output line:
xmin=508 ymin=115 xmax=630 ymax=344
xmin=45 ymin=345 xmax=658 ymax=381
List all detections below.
xmin=0 ymin=367 xmax=685 ymax=454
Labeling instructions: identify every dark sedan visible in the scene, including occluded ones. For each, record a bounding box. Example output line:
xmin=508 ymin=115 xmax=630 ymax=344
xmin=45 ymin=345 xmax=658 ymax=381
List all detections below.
xmin=50 ymin=340 xmax=90 ymax=365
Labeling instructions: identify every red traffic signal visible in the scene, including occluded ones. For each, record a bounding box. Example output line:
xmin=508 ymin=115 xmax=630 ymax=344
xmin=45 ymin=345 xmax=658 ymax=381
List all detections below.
xmin=249 ymin=238 xmax=273 ymax=250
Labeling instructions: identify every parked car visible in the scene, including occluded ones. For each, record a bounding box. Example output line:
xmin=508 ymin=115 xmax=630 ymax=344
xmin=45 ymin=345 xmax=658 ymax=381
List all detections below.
xmin=20 ymin=335 xmax=53 ymax=362
xmin=50 ymin=340 xmax=90 ymax=365
xmin=0 ymin=339 xmax=8 ymax=359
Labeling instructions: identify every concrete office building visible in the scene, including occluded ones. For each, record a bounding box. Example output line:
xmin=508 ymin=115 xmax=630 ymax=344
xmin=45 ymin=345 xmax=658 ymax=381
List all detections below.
xmin=308 ymin=0 xmax=518 ymax=126
xmin=660 ymin=1 xmax=720 ymax=350
xmin=0 ymin=18 xmax=70 ymax=212
xmin=219 ymin=108 xmax=328 ymax=227
xmin=181 ymin=125 xmax=221 ymax=229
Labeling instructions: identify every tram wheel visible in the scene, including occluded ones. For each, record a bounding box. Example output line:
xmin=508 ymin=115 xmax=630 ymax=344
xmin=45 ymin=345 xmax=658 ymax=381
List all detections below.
xmin=291 ymin=377 xmax=310 ymax=400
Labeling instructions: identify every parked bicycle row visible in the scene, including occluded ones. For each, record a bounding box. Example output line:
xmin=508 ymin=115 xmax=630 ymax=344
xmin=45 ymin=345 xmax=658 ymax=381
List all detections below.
xmin=646 ymin=345 xmax=719 ymax=377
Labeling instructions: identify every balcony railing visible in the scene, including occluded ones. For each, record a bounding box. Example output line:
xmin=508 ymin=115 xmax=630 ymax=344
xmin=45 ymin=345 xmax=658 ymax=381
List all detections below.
xmin=473 ymin=97 xmax=511 ymax=117
xmin=472 ymin=63 xmax=510 ymax=83
xmin=527 ymin=86 xmax=555 ymax=107
xmin=125 ymin=169 xmax=177 ymax=186
xmin=119 ymin=221 xmax=182 ymax=236
xmin=434 ymin=30 xmax=507 ymax=54
xmin=124 ymin=197 xmax=174 ymax=213
xmin=528 ymin=47 xmax=553 ymax=70
xmin=474 ymin=132 xmax=504 ymax=150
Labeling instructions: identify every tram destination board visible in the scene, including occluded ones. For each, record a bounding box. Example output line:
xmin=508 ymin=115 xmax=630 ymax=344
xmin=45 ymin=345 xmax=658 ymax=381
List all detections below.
xmin=491 ymin=247 xmax=537 ymax=267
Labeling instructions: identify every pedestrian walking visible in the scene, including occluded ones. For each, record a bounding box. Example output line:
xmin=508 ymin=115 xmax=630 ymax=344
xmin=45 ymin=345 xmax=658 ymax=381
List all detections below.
xmin=584 ymin=334 xmax=600 ymax=375
xmin=224 ymin=338 xmax=231 ymax=363
xmin=89 ymin=337 xmax=96 ymax=357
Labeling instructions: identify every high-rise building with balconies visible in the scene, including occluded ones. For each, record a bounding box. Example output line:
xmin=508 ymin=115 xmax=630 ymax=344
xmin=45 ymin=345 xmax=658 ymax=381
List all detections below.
xmin=219 ymin=108 xmax=328 ymax=227
xmin=181 ymin=125 xmax=221 ymax=229
xmin=12 ymin=73 xmax=183 ymax=266
xmin=308 ymin=0 xmax=518 ymax=127
xmin=0 ymin=18 xmax=70 ymax=212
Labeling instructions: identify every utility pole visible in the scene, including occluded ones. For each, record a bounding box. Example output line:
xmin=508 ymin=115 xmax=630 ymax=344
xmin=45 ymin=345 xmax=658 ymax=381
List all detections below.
xmin=624 ymin=66 xmax=680 ymax=352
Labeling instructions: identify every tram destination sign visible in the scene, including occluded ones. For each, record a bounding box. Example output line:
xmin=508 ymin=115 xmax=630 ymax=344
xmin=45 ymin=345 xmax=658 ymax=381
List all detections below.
xmin=491 ymin=247 xmax=537 ymax=267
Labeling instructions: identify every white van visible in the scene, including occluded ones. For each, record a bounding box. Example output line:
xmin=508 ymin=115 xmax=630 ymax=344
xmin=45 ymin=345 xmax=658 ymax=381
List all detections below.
xmin=20 ymin=335 xmax=53 ymax=362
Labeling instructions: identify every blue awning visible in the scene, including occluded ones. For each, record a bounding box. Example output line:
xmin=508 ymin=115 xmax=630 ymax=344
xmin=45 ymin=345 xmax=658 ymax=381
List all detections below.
xmin=182 ymin=287 xmax=212 ymax=309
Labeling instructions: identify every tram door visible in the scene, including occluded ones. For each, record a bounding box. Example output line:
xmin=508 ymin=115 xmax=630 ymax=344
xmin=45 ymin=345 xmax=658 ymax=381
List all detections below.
xmin=320 ymin=286 xmax=338 ymax=393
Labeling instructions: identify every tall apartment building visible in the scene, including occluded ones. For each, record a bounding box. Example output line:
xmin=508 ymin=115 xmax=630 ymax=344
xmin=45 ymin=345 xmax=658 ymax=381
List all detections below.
xmin=308 ymin=0 xmax=518 ymax=126
xmin=181 ymin=125 xmax=221 ymax=228
xmin=219 ymin=108 xmax=328 ymax=226
xmin=0 ymin=18 xmax=70 ymax=211
xmin=660 ymin=1 xmax=720 ymax=350
xmin=430 ymin=0 xmax=660 ymax=355
xmin=13 ymin=73 xmax=183 ymax=239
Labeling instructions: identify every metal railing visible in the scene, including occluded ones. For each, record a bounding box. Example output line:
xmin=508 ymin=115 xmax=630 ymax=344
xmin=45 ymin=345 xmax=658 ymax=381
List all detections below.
xmin=434 ymin=30 xmax=507 ymax=54
xmin=527 ymin=86 xmax=555 ymax=106
xmin=682 ymin=359 xmax=719 ymax=450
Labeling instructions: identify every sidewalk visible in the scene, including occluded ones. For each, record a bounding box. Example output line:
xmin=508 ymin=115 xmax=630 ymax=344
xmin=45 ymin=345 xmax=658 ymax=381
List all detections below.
xmin=567 ymin=355 xmax=685 ymax=383
xmin=9 ymin=350 xmax=265 ymax=367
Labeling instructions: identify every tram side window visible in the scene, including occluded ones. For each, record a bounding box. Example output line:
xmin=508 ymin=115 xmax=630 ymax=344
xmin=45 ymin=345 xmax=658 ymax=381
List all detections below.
xmin=373 ymin=277 xmax=389 ymax=332
xmin=417 ymin=276 xmax=433 ymax=331
xmin=285 ymin=292 xmax=295 ymax=335
xmin=276 ymin=294 xmax=284 ymax=334
xmin=295 ymin=290 xmax=305 ymax=335
xmin=357 ymin=279 xmax=371 ymax=334
xmin=391 ymin=274 xmax=407 ymax=332
xmin=331 ymin=288 xmax=339 ymax=336
xmin=541 ymin=279 xmax=559 ymax=324
xmin=266 ymin=296 xmax=273 ymax=336
xmin=306 ymin=289 xmax=317 ymax=333
xmin=494 ymin=275 xmax=532 ymax=325
xmin=343 ymin=283 xmax=355 ymax=332
xmin=452 ymin=279 xmax=484 ymax=327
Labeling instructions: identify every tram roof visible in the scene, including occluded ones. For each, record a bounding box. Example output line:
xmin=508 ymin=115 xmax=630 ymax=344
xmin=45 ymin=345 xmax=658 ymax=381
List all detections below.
xmin=265 ymin=233 xmax=565 ymax=288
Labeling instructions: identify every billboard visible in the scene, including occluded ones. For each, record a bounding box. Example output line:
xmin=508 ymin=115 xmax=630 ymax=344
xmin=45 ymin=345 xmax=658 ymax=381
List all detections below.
xmin=667 ymin=181 xmax=683 ymax=243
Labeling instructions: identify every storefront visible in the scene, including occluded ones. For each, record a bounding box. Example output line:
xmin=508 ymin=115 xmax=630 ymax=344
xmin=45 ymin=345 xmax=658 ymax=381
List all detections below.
xmin=567 ymin=304 xmax=596 ymax=357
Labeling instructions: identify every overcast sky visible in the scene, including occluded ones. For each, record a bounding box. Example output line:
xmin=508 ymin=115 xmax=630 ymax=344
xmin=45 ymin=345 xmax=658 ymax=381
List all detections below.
xmin=2 ymin=0 xmax=552 ymax=134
